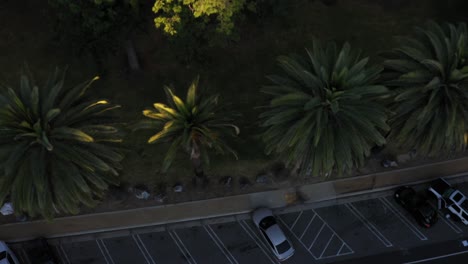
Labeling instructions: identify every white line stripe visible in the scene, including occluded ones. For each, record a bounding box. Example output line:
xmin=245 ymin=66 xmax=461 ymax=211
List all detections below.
xmin=172 ymin=230 xmax=198 ymax=264
xmin=319 ymin=251 xmax=354 ymax=259
xmin=60 ymin=244 xmax=72 ymax=264
xmin=52 ymin=245 xmax=65 ymax=264
xmin=19 ymin=248 xmax=30 ymax=264
xmin=346 ymin=203 xmax=393 ymax=247
xmin=379 ymin=197 xmax=428 ymax=241
xmin=168 ymin=231 xmax=194 ymax=264
xmin=278 ymin=216 xmax=318 ymax=260
xmin=96 ymin=240 xmax=111 ymax=264
xmin=311 ymin=209 xmax=354 ymax=254
xmin=403 ymin=249 xmax=468 ymax=264
xmin=319 ymin=234 xmax=335 ymax=259
xmin=290 ymin=211 xmax=303 ymax=229
xmin=438 ymin=212 xmax=463 ymax=234
xmin=208 ymin=225 xmax=239 ymax=264
xmin=99 ymin=239 xmax=116 ymax=264
xmin=203 ymin=225 xmax=235 ymax=264
xmin=337 ymin=243 xmax=345 ymax=256
xmin=238 ymin=220 xmax=279 ymax=264
xmin=136 ymin=234 xmax=157 ymax=264
xmin=132 ymin=235 xmax=151 ymax=264
xmin=300 ymin=214 xmax=316 ymax=239
xmin=309 ymin=223 xmax=326 ymax=250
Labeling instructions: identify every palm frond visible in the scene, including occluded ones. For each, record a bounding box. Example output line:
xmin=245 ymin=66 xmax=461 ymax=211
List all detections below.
xmin=260 ymin=39 xmax=389 ymax=177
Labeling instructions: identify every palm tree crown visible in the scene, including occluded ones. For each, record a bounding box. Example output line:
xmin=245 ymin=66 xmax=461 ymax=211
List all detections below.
xmin=0 ymin=68 xmax=123 ymax=219
xmin=260 ymin=40 xmax=389 ymax=177
xmin=384 ymin=21 xmax=468 ymax=156
xmin=137 ymin=77 xmax=239 ymax=174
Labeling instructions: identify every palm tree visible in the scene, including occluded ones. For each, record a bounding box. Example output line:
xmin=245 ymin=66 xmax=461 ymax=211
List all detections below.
xmin=0 ymin=68 xmax=123 ymax=220
xmin=383 ymin=21 xmax=468 ymax=156
xmin=136 ymin=77 xmax=239 ymax=183
xmin=259 ymin=40 xmax=389 ymax=177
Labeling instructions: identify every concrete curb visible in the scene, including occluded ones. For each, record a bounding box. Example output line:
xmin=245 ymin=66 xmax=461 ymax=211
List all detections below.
xmin=1 ymin=156 xmax=468 ymax=242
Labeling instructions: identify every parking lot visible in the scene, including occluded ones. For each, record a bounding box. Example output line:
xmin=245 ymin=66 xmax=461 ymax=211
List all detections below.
xmin=9 ymin=179 xmax=468 ymax=264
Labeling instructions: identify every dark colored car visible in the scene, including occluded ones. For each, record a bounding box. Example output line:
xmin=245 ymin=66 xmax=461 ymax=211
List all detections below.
xmin=394 ymin=186 xmax=438 ymax=228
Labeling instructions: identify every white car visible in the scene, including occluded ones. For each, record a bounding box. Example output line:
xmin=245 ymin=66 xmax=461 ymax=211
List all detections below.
xmin=0 ymin=241 xmax=19 ymax=264
xmin=252 ymin=208 xmax=295 ymax=261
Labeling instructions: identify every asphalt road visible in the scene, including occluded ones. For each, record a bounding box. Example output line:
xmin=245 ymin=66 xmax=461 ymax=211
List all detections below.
xmin=9 ymin=179 xmax=468 ymax=264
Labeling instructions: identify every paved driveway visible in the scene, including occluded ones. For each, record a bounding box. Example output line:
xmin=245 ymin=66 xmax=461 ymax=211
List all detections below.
xmin=10 ymin=180 xmax=468 ymax=264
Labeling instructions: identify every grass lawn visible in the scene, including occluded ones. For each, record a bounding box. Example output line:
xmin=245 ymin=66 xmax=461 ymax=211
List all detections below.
xmin=1 ymin=0 xmax=467 ymax=215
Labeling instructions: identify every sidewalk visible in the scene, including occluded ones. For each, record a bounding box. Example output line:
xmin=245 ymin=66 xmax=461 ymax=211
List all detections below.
xmin=2 ymin=156 xmax=468 ymax=242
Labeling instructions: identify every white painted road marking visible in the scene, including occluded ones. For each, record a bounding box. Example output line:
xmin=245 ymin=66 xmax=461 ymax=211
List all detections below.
xmin=169 ymin=230 xmax=197 ymax=264
xmin=345 ymin=203 xmax=393 ymax=248
xmin=135 ymin=234 xmax=157 ymax=264
xmin=379 ymin=197 xmax=428 ymax=241
xmin=308 ymin=223 xmax=325 ymax=250
xmin=319 ymin=234 xmax=335 ymax=258
xmin=132 ymin=234 xmax=153 ymax=264
xmin=59 ymin=244 xmax=72 ymax=264
xmin=300 ymin=214 xmax=316 ymax=239
xmin=403 ymin=249 xmax=468 ymax=264
xmin=238 ymin=220 xmax=279 ymax=264
xmin=278 ymin=216 xmax=318 ymax=260
xmin=310 ymin=209 xmax=354 ymax=256
xmin=96 ymin=239 xmax=114 ymax=264
xmin=290 ymin=211 xmax=303 ymax=230
xmin=437 ymin=211 xmax=463 ymax=234
xmin=280 ymin=209 xmax=355 ymax=260
xmin=463 ymin=240 xmax=468 ymax=247
xmin=204 ymin=225 xmax=238 ymax=264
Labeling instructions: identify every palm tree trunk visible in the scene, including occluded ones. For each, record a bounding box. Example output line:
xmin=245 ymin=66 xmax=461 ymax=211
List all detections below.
xmin=191 ymin=156 xmax=208 ymax=187
xmin=190 ymin=143 xmax=208 ymax=187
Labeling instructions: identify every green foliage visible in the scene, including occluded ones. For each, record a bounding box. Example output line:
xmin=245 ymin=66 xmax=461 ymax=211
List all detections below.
xmin=48 ymin=0 xmax=140 ymax=56
xmin=135 ymin=77 xmax=239 ymax=173
xmin=260 ymin=40 xmax=389 ymax=177
xmin=152 ymin=0 xmax=254 ymax=35
xmin=0 ymin=68 xmax=123 ymax=220
xmin=384 ymin=21 xmax=468 ymax=156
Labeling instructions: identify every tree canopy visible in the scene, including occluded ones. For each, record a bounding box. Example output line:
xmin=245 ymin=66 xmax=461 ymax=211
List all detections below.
xmin=0 ymin=68 xmax=123 ymax=219
xmin=260 ymin=40 xmax=389 ymax=177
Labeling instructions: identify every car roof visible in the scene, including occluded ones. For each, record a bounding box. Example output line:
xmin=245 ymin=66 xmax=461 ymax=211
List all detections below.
xmin=265 ymin=224 xmax=287 ymax=245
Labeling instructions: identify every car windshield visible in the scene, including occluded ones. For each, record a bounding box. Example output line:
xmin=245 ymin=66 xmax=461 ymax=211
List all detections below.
xmin=276 ymin=240 xmax=291 ymax=254
xmin=453 ymin=192 xmax=464 ymax=202
xmin=260 ymin=216 xmax=277 ymax=229
xmin=0 ymin=251 xmax=6 ymax=260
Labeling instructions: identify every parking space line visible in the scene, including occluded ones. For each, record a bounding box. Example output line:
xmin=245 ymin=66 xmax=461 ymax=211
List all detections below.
xmin=204 ymin=225 xmax=238 ymax=264
xmin=135 ymin=234 xmax=157 ymax=264
xmin=300 ymin=214 xmax=316 ymax=239
xmin=319 ymin=234 xmax=335 ymax=258
xmin=379 ymin=197 xmax=428 ymax=241
xmin=345 ymin=203 xmax=393 ymax=248
xmin=277 ymin=216 xmax=318 ymax=260
xmin=59 ymin=244 xmax=72 ymax=264
xmin=437 ymin=212 xmax=463 ymax=234
xmin=169 ymin=230 xmax=197 ymax=264
xmin=19 ymin=247 xmax=30 ymax=264
xmin=238 ymin=220 xmax=279 ymax=264
xmin=96 ymin=239 xmax=114 ymax=264
xmin=132 ymin=234 xmax=153 ymax=264
xmin=308 ymin=223 xmax=326 ymax=250
xmin=310 ymin=209 xmax=354 ymax=254
xmin=337 ymin=243 xmax=345 ymax=255
xmin=290 ymin=211 xmax=303 ymax=229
